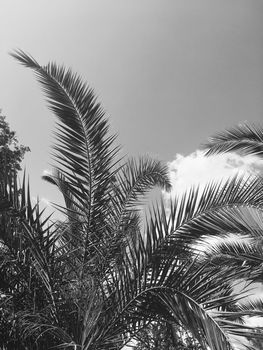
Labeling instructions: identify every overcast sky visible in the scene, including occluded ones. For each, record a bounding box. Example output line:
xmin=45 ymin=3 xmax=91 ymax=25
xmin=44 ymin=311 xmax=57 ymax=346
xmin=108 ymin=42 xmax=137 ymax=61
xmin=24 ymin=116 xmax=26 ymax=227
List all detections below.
xmin=1 ymin=0 xmax=263 ymax=207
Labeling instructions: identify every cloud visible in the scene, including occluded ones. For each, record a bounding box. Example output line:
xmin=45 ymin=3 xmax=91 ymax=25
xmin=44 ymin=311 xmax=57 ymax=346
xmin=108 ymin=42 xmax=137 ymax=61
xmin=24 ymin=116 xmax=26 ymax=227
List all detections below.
xmin=32 ymin=196 xmax=51 ymax=207
xmin=43 ymin=169 xmax=53 ymax=176
xmin=167 ymin=149 xmax=263 ymax=197
xmin=40 ymin=197 xmax=51 ymax=206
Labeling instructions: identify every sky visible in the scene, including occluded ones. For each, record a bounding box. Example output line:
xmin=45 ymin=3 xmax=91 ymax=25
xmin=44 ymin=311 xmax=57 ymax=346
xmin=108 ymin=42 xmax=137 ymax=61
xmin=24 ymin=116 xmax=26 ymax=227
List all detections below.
xmin=1 ymin=0 xmax=263 ymax=205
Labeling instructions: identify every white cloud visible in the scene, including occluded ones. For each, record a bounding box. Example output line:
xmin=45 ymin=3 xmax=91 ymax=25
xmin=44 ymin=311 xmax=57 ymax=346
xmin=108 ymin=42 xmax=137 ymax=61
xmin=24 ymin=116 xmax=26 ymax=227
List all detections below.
xmin=167 ymin=149 xmax=263 ymax=197
xmin=43 ymin=169 xmax=53 ymax=176
xmin=32 ymin=196 xmax=51 ymax=207
xmin=40 ymin=197 xmax=51 ymax=206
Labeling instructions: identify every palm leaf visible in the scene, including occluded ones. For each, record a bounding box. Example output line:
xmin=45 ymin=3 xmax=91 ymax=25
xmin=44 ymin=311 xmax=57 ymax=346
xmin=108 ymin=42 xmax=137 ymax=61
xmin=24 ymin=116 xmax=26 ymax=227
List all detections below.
xmin=11 ymin=50 xmax=121 ymax=264
xmin=200 ymin=233 xmax=263 ymax=266
xmin=204 ymin=123 xmax=263 ymax=158
xmin=146 ymin=174 xmax=263 ymax=260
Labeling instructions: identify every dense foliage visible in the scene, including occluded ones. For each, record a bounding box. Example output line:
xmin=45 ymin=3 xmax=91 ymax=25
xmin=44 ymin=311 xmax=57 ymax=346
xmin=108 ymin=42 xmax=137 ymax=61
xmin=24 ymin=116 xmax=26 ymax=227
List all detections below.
xmin=0 ymin=50 xmax=263 ymax=350
xmin=134 ymin=321 xmax=202 ymax=350
xmin=0 ymin=113 xmax=29 ymax=176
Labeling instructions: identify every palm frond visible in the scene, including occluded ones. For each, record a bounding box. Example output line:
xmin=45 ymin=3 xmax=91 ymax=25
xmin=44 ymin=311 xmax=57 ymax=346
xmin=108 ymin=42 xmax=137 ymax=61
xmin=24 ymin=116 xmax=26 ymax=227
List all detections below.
xmin=11 ymin=50 xmax=119 ymax=185
xmin=218 ymin=298 xmax=263 ymax=319
xmin=145 ymin=174 xmax=263 ymax=261
xmin=11 ymin=50 xmax=121 ymax=263
xmin=203 ymin=123 xmax=263 ymax=158
xmin=100 ymin=157 xmax=171 ymax=267
xmin=199 ymin=233 xmax=263 ymax=269
xmin=16 ymin=310 xmax=74 ymax=348
xmin=114 ymin=157 xmax=171 ymax=207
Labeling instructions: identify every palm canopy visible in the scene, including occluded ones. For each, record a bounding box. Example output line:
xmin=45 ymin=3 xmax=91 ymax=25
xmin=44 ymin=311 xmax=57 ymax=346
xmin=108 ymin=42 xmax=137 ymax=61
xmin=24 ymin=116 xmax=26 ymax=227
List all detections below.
xmin=0 ymin=50 xmax=263 ymax=350
xmin=202 ymin=122 xmax=263 ymax=346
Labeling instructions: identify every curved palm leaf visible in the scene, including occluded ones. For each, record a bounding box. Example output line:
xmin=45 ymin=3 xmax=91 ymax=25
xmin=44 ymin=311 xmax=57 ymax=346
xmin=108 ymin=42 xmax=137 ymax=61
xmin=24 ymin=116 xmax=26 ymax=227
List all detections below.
xmin=200 ymin=234 xmax=263 ymax=266
xmin=144 ymin=174 xmax=263 ymax=262
xmin=11 ymin=50 xmax=121 ymax=269
xmin=204 ymin=123 xmax=263 ymax=158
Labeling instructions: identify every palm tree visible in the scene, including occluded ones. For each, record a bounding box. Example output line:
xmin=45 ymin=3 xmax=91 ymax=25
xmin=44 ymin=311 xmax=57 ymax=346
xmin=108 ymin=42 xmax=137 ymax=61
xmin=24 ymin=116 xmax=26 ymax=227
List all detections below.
xmin=0 ymin=51 xmax=263 ymax=350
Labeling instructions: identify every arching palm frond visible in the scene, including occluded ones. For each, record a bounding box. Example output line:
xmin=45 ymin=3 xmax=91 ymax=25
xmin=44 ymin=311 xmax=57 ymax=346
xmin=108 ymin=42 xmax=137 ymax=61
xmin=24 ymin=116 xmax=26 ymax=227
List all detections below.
xmin=204 ymin=123 xmax=263 ymax=158
xmin=200 ymin=233 xmax=263 ymax=265
xmin=216 ymin=299 xmax=263 ymax=320
xmin=104 ymin=157 xmax=171 ymax=263
xmin=11 ymin=50 xmax=121 ymax=266
xmin=143 ymin=174 xmax=263 ymax=262
xmin=42 ymin=168 xmax=87 ymax=225
xmin=113 ymin=156 xmax=171 ymax=212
